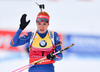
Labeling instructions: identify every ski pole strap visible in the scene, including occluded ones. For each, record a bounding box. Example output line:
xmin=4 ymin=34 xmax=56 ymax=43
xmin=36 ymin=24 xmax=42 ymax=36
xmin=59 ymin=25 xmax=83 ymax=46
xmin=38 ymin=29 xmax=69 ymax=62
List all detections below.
xmin=55 ymin=41 xmax=62 ymax=47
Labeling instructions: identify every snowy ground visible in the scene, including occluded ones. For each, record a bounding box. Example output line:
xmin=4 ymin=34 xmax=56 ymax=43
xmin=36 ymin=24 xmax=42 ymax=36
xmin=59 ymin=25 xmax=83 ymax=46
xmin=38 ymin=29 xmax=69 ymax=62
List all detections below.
xmin=0 ymin=50 xmax=100 ymax=72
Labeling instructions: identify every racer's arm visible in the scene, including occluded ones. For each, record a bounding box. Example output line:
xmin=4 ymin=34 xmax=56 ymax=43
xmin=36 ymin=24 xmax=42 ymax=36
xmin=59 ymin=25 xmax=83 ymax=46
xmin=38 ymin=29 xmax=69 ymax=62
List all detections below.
xmin=10 ymin=14 xmax=31 ymax=47
xmin=53 ymin=32 xmax=63 ymax=61
xmin=46 ymin=32 xmax=63 ymax=61
xmin=10 ymin=28 xmax=31 ymax=47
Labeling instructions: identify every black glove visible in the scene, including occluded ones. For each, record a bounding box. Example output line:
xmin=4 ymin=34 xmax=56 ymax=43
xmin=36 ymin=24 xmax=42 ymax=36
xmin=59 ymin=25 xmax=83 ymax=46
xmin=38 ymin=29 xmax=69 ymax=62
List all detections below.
xmin=47 ymin=53 xmax=56 ymax=60
xmin=19 ymin=14 xmax=30 ymax=30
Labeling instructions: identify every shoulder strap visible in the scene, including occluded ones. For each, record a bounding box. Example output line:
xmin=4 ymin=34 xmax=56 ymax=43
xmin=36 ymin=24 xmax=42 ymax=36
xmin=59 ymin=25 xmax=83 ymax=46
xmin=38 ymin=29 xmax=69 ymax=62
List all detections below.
xmin=29 ymin=30 xmax=37 ymax=46
xmin=48 ymin=30 xmax=55 ymax=46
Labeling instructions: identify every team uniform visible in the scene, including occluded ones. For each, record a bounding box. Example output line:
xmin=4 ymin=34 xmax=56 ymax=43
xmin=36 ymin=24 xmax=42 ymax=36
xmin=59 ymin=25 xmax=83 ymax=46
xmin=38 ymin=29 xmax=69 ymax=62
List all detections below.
xmin=10 ymin=28 xmax=63 ymax=72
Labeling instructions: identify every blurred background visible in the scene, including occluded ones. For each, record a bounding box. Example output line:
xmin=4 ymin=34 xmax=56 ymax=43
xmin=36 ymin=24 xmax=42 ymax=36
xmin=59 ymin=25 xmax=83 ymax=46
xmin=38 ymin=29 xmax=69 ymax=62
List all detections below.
xmin=0 ymin=0 xmax=100 ymax=72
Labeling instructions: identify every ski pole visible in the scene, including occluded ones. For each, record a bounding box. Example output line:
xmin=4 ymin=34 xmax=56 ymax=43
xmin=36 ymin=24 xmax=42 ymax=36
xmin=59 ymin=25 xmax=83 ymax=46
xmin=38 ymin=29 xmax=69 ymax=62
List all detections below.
xmin=12 ymin=43 xmax=74 ymax=72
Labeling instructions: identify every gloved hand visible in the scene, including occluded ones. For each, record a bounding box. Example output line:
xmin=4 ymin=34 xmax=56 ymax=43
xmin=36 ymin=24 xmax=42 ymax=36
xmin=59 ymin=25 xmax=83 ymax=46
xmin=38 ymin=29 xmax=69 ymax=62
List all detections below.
xmin=47 ymin=53 xmax=56 ymax=60
xmin=19 ymin=14 xmax=30 ymax=30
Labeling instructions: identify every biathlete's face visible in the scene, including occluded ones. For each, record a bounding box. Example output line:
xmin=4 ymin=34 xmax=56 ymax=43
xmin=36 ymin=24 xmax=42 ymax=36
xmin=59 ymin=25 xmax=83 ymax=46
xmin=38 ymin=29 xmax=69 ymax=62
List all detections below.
xmin=36 ymin=22 xmax=49 ymax=34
